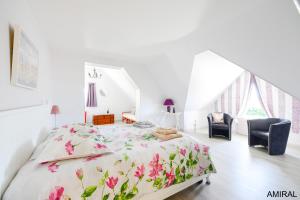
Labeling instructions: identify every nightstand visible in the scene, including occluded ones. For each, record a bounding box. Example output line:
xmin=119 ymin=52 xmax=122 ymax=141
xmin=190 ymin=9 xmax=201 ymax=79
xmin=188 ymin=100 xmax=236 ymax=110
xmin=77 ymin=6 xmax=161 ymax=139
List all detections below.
xmin=93 ymin=114 xmax=114 ymax=125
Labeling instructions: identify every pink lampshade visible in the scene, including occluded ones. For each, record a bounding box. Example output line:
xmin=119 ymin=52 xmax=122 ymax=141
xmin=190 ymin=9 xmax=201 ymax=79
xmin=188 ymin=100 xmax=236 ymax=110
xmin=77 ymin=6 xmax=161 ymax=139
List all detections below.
xmin=51 ymin=105 xmax=60 ymax=115
xmin=163 ymin=98 xmax=174 ymax=106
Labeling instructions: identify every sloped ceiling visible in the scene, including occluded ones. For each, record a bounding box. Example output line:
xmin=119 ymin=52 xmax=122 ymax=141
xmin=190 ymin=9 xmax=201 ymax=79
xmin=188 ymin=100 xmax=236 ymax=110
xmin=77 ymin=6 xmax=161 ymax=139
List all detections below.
xmin=27 ymin=0 xmax=208 ymax=54
xmin=185 ymin=51 xmax=244 ymax=111
xmin=28 ymin=0 xmax=300 ymax=111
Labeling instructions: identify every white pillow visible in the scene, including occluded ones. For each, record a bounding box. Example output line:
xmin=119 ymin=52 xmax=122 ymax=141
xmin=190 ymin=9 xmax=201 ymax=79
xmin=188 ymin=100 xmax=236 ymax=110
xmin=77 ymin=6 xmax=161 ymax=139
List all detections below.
xmin=36 ymin=124 xmax=111 ymax=163
xmin=212 ymin=112 xmax=224 ymax=123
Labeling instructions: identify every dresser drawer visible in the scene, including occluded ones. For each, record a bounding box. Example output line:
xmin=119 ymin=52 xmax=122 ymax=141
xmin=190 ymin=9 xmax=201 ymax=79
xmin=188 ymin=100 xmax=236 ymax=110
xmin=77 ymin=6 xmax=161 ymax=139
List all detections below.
xmin=93 ymin=114 xmax=114 ymax=125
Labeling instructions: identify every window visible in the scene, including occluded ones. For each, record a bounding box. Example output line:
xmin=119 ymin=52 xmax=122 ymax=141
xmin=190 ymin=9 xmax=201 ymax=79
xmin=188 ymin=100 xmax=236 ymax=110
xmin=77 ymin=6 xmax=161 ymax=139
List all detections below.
xmin=242 ymin=83 xmax=268 ymax=119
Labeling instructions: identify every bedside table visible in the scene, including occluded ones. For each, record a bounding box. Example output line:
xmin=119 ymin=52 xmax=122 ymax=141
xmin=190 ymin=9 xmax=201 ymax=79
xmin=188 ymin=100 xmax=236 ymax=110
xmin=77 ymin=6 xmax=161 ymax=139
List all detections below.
xmin=93 ymin=114 xmax=114 ymax=125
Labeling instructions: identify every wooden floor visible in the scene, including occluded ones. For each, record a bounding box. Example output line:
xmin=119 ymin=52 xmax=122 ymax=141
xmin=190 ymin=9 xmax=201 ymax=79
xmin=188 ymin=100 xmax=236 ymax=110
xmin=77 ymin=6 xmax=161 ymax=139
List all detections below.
xmin=167 ymin=132 xmax=300 ymax=200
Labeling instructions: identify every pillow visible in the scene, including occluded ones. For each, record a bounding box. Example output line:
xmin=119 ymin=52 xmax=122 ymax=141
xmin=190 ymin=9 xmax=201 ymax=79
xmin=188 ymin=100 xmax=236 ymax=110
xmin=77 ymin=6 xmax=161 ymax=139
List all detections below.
xmin=36 ymin=124 xmax=111 ymax=163
xmin=212 ymin=112 xmax=224 ymax=123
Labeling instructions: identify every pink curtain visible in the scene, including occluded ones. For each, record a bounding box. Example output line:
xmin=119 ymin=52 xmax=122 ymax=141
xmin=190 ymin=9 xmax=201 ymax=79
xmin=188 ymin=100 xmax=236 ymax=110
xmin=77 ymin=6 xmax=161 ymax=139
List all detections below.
xmin=237 ymin=72 xmax=251 ymax=117
xmin=86 ymin=83 xmax=97 ymax=107
xmin=278 ymin=90 xmax=286 ymax=118
xmin=292 ymin=97 xmax=300 ymax=133
xmin=213 ymin=71 xmax=300 ymax=134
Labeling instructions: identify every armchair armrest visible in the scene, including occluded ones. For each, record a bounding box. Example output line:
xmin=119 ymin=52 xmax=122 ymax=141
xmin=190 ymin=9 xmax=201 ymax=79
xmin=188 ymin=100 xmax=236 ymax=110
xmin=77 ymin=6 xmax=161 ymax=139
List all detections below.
xmin=207 ymin=113 xmax=213 ymax=124
xmin=207 ymin=114 xmax=213 ymax=138
xmin=269 ymin=120 xmax=291 ymax=137
xmin=224 ymin=113 xmax=233 ymax=126
xmin=268 ymin=120 xmax=291 ymax=155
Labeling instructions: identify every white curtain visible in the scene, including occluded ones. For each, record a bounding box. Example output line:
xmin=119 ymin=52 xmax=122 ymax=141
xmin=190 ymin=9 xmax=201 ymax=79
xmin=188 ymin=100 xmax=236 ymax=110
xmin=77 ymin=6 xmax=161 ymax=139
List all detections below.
xmin=214 ymin=71 xmax=251 ymax=118
xmin=254 ymin=76 xmax=274 ymax=117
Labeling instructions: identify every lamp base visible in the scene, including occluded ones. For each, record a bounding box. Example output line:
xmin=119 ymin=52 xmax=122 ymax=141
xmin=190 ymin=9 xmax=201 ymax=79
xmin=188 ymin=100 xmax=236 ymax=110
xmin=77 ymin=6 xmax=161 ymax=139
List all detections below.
xmin=167 ymin=106 xmax=171 ymax=112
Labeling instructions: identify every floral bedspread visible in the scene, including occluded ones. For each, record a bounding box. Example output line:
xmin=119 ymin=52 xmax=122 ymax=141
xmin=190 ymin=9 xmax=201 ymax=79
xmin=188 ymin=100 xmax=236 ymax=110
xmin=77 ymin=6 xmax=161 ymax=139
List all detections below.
xmin=3 ymin=123 xmax=216 ymax=200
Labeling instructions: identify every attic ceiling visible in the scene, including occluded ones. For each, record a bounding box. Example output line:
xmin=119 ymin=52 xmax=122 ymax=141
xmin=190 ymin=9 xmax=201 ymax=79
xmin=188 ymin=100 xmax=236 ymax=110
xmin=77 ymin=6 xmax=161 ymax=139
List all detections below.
xmin=27 ymin=0 xmax=208 ymax=55
xmin=27 ymin=0 xmax=300 ymax=112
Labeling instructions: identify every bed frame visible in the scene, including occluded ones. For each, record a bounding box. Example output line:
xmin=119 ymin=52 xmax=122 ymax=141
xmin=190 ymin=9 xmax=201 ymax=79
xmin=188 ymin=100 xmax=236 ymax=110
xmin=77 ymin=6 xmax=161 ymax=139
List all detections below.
xmin=122 ymin=112 xmax=136 ymax=124
xmin=141 ymin=174 xmax=211 ymax=200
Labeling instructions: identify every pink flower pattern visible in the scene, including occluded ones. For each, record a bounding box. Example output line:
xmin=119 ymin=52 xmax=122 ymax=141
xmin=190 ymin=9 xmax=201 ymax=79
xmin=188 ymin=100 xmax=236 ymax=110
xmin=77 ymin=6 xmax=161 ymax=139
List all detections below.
xmin=203 ymin=145 xmax=209 ymax=155
xmin=48 ymin=162 xmax=59 ymax=173
xmin=94 ymin=143 xmax=107 ymax=149
xmin=180 ymin=148 xmax=186 ymax=157
xmin=134 ymin=164 xmax=145 ymax=179
xmin=48 ymin=186 xmax=64 ymax=200
xmin=76 ymin=168 xmax=83 ymax=180
xmin=65 ymin=140 xmax=74 ymax=155
xmin=44 ymin=123 xmax=215 ymax=200
xmin=194 ymin=143 xmax=200 ymax=152
xmin=148 ymin=153 xmax=163 ymax=180
xmin=69 ymin=128 xmax=76 ymax=135
xmin=106 ymin=176 xmax=118 ymax=189
xmin=85 ymin=154 xmax=103 ymax=161
xmin=89 ymin=129 xmax=97 ymax=134
xmin=165 ymin=168 xmax=175 ymax=187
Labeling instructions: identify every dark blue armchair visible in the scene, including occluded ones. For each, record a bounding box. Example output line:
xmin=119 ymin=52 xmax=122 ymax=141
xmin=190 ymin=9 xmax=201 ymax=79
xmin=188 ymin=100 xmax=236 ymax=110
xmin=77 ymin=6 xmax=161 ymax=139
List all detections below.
xmin=247 ymin=118 xmax=291 ymax=155
xmin=207 ymin=113 xmax=233 ymax=140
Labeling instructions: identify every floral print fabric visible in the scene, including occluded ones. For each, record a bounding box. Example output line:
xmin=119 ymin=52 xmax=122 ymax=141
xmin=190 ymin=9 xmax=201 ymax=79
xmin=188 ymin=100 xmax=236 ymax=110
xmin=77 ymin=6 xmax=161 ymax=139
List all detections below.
xmin=36 ymin=124 xmax=112 ymax=163
xmin=3 ymin=123 xmax=216 ymax=200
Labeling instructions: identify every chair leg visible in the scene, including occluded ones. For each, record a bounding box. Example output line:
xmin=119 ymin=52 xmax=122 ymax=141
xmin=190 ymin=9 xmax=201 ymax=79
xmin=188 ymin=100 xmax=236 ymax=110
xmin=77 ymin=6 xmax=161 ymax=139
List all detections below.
xmin=206 ymin=176 xmax=211 ymax=185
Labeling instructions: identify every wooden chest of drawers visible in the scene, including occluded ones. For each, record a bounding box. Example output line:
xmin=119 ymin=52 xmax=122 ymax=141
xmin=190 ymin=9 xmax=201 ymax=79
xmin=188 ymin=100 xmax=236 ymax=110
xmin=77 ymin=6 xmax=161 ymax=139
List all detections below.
xmin=93 ymin=114 xmax=114 ymax=125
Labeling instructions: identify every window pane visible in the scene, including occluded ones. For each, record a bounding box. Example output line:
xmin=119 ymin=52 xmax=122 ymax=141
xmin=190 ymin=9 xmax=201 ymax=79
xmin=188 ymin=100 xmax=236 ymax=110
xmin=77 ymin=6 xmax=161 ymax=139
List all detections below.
xmin=242 ymin=83 xmax=267 ymax=119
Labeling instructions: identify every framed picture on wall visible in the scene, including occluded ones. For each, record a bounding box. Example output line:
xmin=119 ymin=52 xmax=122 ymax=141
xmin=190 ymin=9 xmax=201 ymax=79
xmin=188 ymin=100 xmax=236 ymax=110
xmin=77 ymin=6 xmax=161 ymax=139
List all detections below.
xmin=11 ymin=26 xmax=39 ymax=89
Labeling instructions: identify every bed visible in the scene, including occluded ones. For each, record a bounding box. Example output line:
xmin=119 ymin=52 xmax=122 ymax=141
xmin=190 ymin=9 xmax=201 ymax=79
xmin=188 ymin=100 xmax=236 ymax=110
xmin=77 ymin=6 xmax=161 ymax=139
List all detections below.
xmin=3 ymin=123 xmax=216 ymax=200
xmin=122 ymin=112 xmax=136 ymax=124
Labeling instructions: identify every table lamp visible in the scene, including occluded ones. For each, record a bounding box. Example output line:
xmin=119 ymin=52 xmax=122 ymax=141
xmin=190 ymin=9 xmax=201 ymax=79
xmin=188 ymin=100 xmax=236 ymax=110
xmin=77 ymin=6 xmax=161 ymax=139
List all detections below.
xmin=163 ymin=99 xmax=174 ymax=112
xmin=51 ymin=105 xmax=60 ymax=129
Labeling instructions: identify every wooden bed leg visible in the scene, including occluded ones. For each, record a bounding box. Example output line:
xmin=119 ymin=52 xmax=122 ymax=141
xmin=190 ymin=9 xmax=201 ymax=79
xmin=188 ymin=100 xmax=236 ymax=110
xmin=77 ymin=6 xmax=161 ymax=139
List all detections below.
xmin=206 ymin=176 xmax=211 ymax=185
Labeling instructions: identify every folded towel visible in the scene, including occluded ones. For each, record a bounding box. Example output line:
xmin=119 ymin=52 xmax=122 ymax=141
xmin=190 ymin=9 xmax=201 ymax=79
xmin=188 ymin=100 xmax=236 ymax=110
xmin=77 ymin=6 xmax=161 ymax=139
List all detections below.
xmin=133 ymin=121 xmax=154 ymax=128
xmin=152 ymin=131 xmax=182 ymax=141
xmin=156 ymin=128 xmax=177 ymax=135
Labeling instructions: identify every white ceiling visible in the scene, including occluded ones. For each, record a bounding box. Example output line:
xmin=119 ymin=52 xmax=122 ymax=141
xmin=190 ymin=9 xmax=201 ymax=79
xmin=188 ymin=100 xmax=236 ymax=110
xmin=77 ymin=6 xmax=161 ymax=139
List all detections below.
xmin=28 ymin=0 xmax=208 ymax=54
xmin=27 ymin=0 xmax=300 ymax=111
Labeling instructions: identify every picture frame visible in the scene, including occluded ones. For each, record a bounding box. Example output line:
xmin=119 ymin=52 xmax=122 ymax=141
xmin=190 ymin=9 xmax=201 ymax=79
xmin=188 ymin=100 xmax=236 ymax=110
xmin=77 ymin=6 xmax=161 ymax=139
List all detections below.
xmin=11 ymin=26 xmax=39 ymax=89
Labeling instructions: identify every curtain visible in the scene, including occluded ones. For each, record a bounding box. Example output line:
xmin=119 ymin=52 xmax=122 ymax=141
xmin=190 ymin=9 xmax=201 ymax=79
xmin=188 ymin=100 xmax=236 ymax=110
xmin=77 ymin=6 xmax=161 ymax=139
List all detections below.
xmin=254 ymin=76 xmax=274 ymax=117
xmin=237 ymin=72 xmax=252 ymax=117
xmin=214 ymin=71 xmax=251 ymax=117
xmin=292 ymin=97 xmax=300 ymax=133
xmin=254 ymin=76 xmax=300 ymax=134
xmin=86 ymin=83 xmax=97 ymax=107
xmin=213 ymin=71 xmax=300 ymax=134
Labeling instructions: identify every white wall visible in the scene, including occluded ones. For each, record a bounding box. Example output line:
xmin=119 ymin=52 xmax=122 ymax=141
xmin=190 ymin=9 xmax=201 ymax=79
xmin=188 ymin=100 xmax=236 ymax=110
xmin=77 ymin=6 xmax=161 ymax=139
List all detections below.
xmin=51 ymin=50 xmax=164 ymax=126
xmin=184 ymin=104 xmax=214 ymax=132
xmin=185 ymin=51 xmax=244 ymax=111
xmin=0 ymin=0 xmax=53 ymax=196
xmin=85 ymin=64 xmax=137 ymax=121
xmin=0 ymin=0 xmax=53 ymax=110
xmin=183 ymin=51 xmax=244 ymax=131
